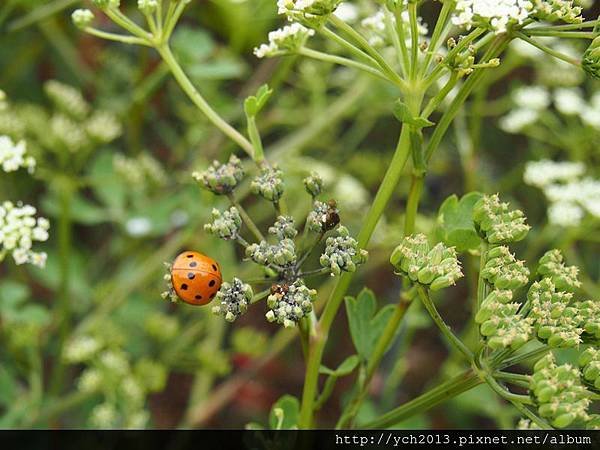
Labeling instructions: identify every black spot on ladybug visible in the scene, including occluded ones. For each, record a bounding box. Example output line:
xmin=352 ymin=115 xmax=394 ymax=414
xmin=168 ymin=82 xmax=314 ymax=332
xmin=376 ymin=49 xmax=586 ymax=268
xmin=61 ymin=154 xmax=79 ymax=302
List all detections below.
xmin=187 ymin=273 xmax=195 ymax=280
xmin=210 ymin=293 xmax=216 ymax=299
xmin=181 ymin=283 xmax=188 ymax=290
xmin=186 ymin=254 xmax=194 ymax=258
xmin=209 ymin=279 xmax=216 ymax=287
xmin=190 ymin=261 xmax=197 ymax=267
xmin=195 ymin=295 xmax=202 ymax=300
xmin=212 ymin=264 xmax=217 ymax=271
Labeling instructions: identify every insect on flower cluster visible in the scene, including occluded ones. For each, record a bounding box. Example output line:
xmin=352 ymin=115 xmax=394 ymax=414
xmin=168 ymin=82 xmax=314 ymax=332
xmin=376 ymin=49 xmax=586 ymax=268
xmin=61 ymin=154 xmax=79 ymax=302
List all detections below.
xmin=163 ymin=159 xmax=367 ymax=328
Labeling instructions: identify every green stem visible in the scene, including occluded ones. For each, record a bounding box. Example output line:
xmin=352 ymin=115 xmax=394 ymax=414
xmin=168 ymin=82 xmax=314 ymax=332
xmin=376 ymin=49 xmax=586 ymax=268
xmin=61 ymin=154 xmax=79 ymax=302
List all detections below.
xmin=476 ymin=241 xmax=489 ymax=312
xmin=83 ymin=27 xmax=151 ymax=46
xmin=336 ymin=296 xmax=412 ymax=428
xmin=524 ymin=20 xmax=599 ymax=32
xmin=49 ymin=180 xmax=74 ymax=395
xmin=416 ymin=286 xmax=474 ymax=362
xmin=404 ymin=174 xmax=424 ymax=235
xmin=227 ymin=193 xmax=265 ymax=242
xmin=329 ymin=15 xmax=407 ymax=90
xmin=383 ymin=6 xmax=408 ymax=77
xmin=420 ymin=0 xmax=455 ymax=76
xmin=523 ymin=30 xmax=596 ymax=39
xmin=157 ymin=44 xmax=255 ymax=156
xmin=298 ymin=47 xmax=390 ymax=84
xmin=422 ymin=72 xmax=459 ymax=118
xmin=298 ymin=125 xmax=412 ymax=429
xmin=425 ymin=35 xmax=510 ymax=162
xmin=363 ymin=369 xmax=483 ymax=428
xmin=246 ymin=115 xmax=265 ymax=164
xmin=408 ymin=1 xmax=420 ymax=80
xmin=513 ymin=31 xmax=581 ymax=67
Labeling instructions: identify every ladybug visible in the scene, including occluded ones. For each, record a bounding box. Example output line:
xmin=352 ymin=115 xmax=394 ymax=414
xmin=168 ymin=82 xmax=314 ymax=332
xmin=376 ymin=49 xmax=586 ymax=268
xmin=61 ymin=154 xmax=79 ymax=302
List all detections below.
xmin=171 ymin=251 xmax=222 ymax=306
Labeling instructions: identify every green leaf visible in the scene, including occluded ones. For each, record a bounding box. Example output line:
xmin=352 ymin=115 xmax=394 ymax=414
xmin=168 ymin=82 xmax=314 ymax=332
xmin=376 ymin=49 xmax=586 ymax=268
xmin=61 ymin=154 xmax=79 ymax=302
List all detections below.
xmin=319 ymin=355 xmax=360 ymax=377
xmin=393 ymin=100 xmax=434 ymax=128
xmin=244 ymin=84 xmax=273 ymax=117
xmin=436 ymin=192 xmax=483 ymax=252
xmin=268 ymin=395 xmax=300 ymax=429
xmin=345 ymin=289 xmax=396 ymax=361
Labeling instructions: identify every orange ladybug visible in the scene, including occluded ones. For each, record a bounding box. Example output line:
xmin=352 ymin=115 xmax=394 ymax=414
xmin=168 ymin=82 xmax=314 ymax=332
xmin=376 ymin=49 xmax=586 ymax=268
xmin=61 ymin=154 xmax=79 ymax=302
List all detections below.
xmin=171 ymin=251 xmax=222 ymax=306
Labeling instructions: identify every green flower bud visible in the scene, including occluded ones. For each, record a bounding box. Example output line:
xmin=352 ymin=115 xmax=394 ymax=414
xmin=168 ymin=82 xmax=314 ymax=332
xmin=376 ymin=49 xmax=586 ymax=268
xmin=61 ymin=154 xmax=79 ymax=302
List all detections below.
xmin=251 ymin=166 xmax=284 ymax=202
xmin=528 ymin=278 xmax=583 ymax=348
xmin=303 ymin=171 xmax=324 ymax=197
xmin=320 ymin=226 xmax=367 ymax=276
xmin=481 ymin=246 xmax=530 ymax=290
xmin=193 ymin=154 xmax=245 ymax=195
xmin=138 ymin=0 xmax=158 ymax=14
xmin=72 ymin=9 xmax=94 ymax=29
xmin=390 ymin=234 xmax=463 ymax=290
xmin=538 ymin=249 xmax=581 ymax=292
xmin=473 ymin=194 xmax=530 ymax=244
xmin=246 ymin=239 xmax=297 ymax=269
xmin=268 ymin=215 xmax=298 ymax=240
xmin=530 ymin=353 xmax=591 ymax=428
xmin=204 ymin=207 xmax=242 ymax=241
xmin=531 ymin=0 xmax=583 ymax=24
xmin=265 ymin=280 xmax=316 ymax=327
xmin=212 ymin=278 xmax=253 ymax=322
xmin=579 ymin=300 xmax=600 ymax=340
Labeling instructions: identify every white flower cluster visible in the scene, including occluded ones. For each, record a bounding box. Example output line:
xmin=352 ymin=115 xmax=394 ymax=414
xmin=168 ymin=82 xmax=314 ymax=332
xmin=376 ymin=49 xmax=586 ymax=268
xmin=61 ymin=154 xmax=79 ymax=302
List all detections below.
xmin=0 ymin=135 xmax=35 ymax=174
xmin=501 ymin=87 xmax=600 ymax=133
xmin=524 ymin=160 xmax=600 ymax=226
xmin=0 ymin=201 xmax=50 ymax=267
xmin=254 ymin=23 xmax=315 ymax=58
xmin=452 ymin=0 xmax=533 ymax=34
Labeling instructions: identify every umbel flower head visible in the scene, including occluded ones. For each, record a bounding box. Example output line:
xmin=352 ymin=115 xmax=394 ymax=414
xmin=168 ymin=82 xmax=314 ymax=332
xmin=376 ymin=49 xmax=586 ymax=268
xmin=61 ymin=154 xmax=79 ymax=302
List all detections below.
xmin=266 ymin=280 xmax=316 ymax=328
xmin=578 ymin=299 xmax=600 ymax=340
xmin=582 ymin=36 xmax=600 ymax=80
xmin=193 ymin=154 xmax=244 ymax=195
xmin=473 ymin=194 xmax=530 ymax=244
xmin=246 ymin=238 xmax=297 ymax=268
xmin=476 ymin=289 xmax=533 ymax=350
xmin=250 ymin=165 xmax=285 ymax=202
xmin=204 ymin=207 xmax=242 ymax=241
xmin=212 ymin=278 xmax=253 ymax=322
xmin=320 ymin=226 xmax=368 ymax=276
xmin=481 ymin=246 xmax=530 ymax=290
xmin=531 ymin=0 xmax=583 ymax=24
xmin=268 ymin=215 xmax=298 ymax=240
xmin=254 ymin=23 xmax=315 ymax=58
xmin=0 ymin=201 xmax=49 ymax=267
xmin=390 ymin=234 xmax=463 ymax=291
xmin=528 ymin=278 xmax=583 ymax=348
xmin=537 ymin=249 xmax=581 ymax=292
xmin=530 ymin=353 xmax=591 ymax=428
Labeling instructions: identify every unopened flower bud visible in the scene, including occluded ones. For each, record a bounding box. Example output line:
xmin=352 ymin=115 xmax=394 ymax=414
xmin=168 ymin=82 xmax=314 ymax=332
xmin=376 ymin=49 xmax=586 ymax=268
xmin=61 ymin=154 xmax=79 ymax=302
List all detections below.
xmin=303 ymin=171 xmax=324 ymax=197
xmin=583 ymin=36 xmax=600 ymax=80
xmin=212 ymin=278 xmax=253 ymax=322
xmin=251 ymin=166 xmax=284 ymax=202
xmin=320 ymin=226 xmax=367 ymax=276
xmin=193 ymin=154 xmax=245 ymax=195
xmin=473 ymin=194 xmax=530 ymax=244
xmin=204 ymin=207 xmax=242 ymax=241
xmin=72 ymin=9 xmax=94 ymax=28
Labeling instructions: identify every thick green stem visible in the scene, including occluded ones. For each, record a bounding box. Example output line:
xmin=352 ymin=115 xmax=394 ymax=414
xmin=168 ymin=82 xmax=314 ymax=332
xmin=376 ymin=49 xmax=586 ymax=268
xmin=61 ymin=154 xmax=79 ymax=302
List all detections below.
xmin=363 ymin=369 xmax=483 ymax=429
xmin=404 ymin=174 xmax=424 ymax=235
xmin=49 ymin=180 xmax=74 ymax=395
xmin=416 ymin=286 xmax=474 ymax=362
xmin=157 ymin=45 xmax=255 ymax=156
xmin=298 ymin=125 xmax=412 ymax=428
